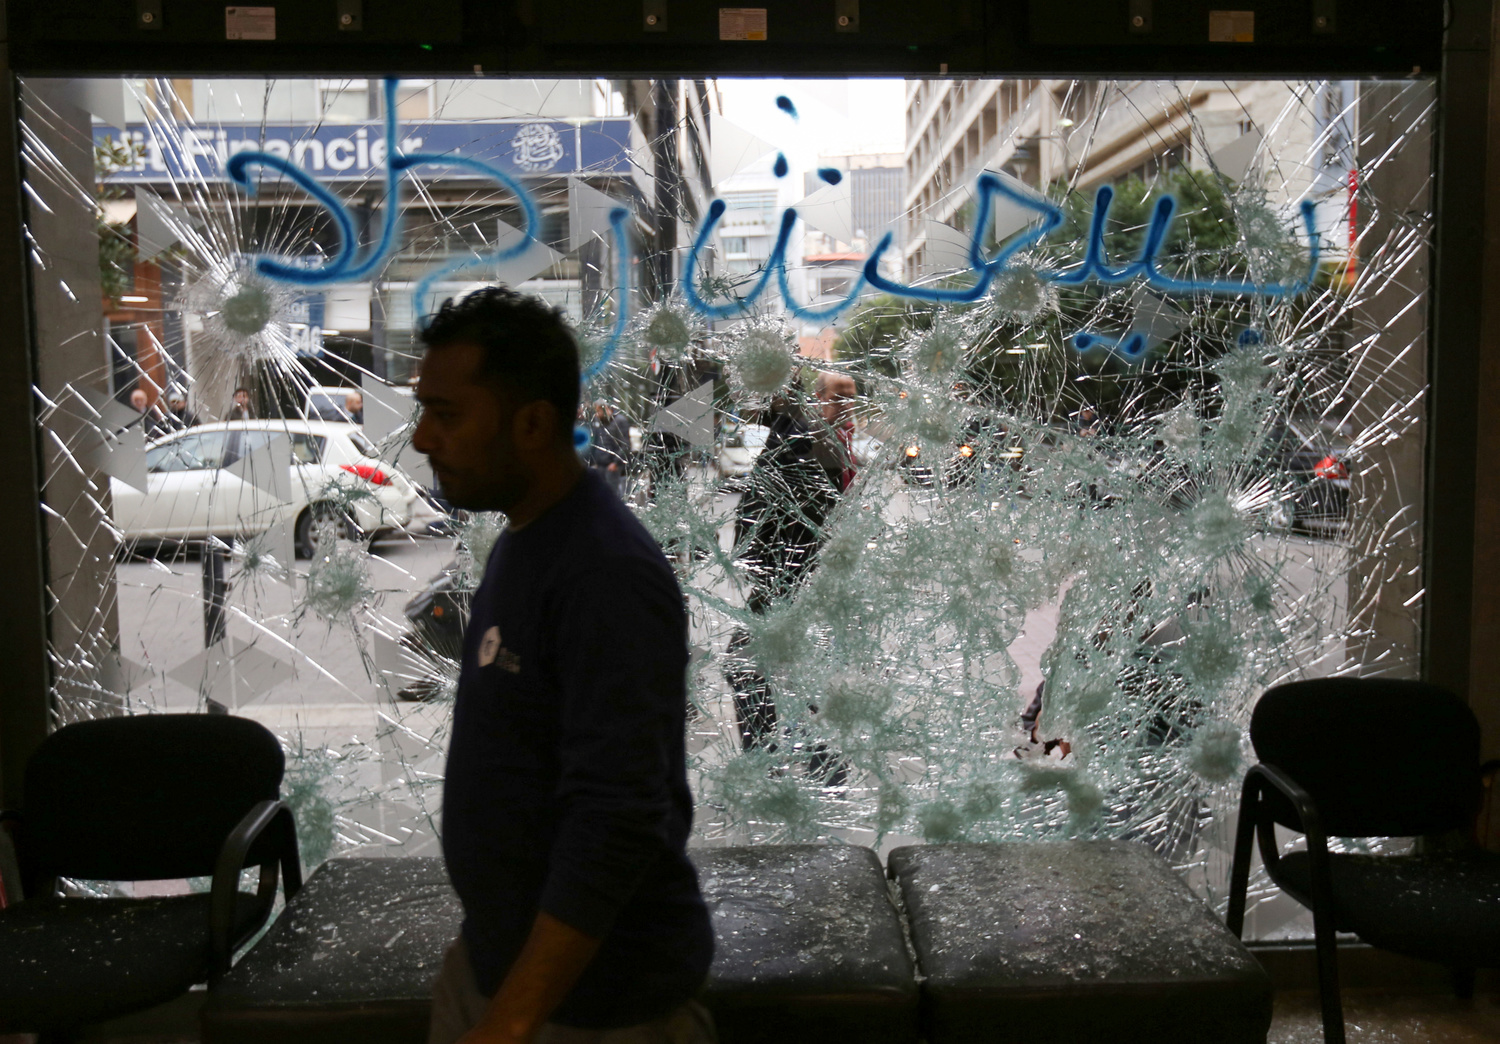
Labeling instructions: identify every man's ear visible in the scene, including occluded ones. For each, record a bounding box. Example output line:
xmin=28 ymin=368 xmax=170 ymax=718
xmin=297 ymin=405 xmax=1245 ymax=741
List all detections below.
xmin=512 ymin=399 xmax=561 ymax=450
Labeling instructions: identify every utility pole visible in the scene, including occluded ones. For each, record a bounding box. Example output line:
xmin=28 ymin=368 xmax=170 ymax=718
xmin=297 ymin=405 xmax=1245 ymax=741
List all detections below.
xmin=650 ymin=79 xmax=681 ymax=301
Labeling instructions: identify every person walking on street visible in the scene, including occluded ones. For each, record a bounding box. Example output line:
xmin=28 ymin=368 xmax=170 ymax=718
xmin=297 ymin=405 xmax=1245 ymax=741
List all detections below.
xmin=229 ymin=386 xmax=255 ymax=420
xmin=167 ymin=390 xmax=199 ymax=429
xmin=725 ymin=371 xmax=857 ymax=773
xmin=130 ymin=387 xmax=173 ymax=439
xmin=587 ymin=399 xmax=631 ymax=495
xmin=412 ymin=287 xmax=715 ymax=1044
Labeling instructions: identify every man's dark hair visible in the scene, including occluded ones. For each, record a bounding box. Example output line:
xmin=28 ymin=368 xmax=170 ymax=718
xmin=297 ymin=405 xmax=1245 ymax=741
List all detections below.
xmin=234 ymin=386 xmax=250 ymax=395
xmin=420 ymin=286 xmax=580 ymax=440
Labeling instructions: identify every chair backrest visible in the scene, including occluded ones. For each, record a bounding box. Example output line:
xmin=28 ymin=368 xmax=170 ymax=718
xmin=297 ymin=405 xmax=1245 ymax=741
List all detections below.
xmin=1251 ymin=678 xmax=1480 ymax=837
xmin=21 ymin=714 xmax=284 ymax=881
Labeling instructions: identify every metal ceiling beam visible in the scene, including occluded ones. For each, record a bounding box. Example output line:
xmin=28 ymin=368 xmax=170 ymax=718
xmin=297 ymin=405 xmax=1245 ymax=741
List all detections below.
xmin=4 ymin=0 xmax=1443 ymax=78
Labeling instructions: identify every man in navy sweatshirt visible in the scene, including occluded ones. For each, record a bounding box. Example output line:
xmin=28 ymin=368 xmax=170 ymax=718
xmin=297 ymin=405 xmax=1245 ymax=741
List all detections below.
xmin=412 ymin=287 xmax=715 ymax=1044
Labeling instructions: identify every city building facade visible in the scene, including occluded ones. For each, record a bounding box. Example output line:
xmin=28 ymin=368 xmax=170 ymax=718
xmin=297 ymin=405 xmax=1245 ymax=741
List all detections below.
xmin=902 ymin=79 xmax=1358 ymax=280
xmin=97 ymin=76 xmax=713 ymax=417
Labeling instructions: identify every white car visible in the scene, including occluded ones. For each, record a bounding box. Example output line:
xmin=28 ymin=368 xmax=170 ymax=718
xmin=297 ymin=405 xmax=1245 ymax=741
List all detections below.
xmin=719 ymin=422 xmax=770 ymax=477
xmin=110 ymin=420 xmax=421 ymax=558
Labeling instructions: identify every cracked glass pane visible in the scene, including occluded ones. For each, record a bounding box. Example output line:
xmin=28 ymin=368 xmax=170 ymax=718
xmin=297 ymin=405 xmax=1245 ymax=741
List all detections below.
xmin=21 ymin=74 xmax=1431 ymax=939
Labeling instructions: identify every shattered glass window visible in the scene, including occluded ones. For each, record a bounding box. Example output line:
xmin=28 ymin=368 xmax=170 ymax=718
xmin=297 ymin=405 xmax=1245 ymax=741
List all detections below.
xmin=22 ymin=75 xmax=1432 ymax=939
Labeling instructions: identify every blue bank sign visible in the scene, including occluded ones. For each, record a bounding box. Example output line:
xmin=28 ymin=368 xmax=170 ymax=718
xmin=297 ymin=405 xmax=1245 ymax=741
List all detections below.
xmin=96 ymin=118 xmax=634 ymax=182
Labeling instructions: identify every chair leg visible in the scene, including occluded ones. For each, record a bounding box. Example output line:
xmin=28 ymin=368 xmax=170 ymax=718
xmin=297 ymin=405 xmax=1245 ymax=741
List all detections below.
xmin=1452 ymin=966 xmax=1477 ymax=1000
xmin=1312 ymin=907 xmax=1346 ymax=1044
xmin=1225 ymin=786 xmax=1258 ymax=938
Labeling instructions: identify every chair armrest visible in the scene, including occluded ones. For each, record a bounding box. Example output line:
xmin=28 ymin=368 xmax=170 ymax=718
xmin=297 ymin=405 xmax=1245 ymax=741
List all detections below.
xmin=1246 ymin=762 xmax=1331 ymax=874
xmin=1478 ymin=761 xmax=1500 ymax=849
xmin=0 ymin=811 xmax=20 ymax=909
xmin=209 ymin=800 xmax=301 ymax=980
xmin=1227 ymin=763 xmax=1331 ymax=937
xmin=1245 ymin=763 xmax=1326 ymax=838
xmin=1250 ymin=763 xmax=1338 ymax=914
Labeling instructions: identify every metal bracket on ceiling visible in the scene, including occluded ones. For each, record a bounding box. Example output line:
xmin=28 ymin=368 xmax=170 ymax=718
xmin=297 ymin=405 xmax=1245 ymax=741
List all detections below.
xmin=337 ymin=0 xmax=364 ymax=32
xmin=1128 ymin=0 xmax=1152 ymax=34
xmin=1311 ymin=0 xmax=1336 ymax=34
xmin=644 ymin=0 xmax=668 ymax=32
xmin=836 ymin=0 xmax=860 ymax=33
xmin=136 ymin=0 xmax=162 ymax=31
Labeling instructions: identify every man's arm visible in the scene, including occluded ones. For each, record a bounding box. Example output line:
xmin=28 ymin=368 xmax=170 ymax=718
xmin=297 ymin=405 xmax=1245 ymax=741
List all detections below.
xmin=459 ymin=912 xmax=602 ymax=1044
xmin=471 ymin=557 xmax=685 ymax=1040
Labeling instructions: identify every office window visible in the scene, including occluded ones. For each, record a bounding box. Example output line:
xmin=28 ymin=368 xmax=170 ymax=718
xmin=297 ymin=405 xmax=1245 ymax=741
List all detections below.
xmin=318 ymin=78 xmax=370 ymax=122
xmin=21 ymin=75 xmax=1432 ymax=943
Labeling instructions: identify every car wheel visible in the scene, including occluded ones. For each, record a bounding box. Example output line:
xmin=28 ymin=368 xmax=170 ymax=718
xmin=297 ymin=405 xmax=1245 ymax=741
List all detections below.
xmin=295 ymin=503 xmax=358 ymax=559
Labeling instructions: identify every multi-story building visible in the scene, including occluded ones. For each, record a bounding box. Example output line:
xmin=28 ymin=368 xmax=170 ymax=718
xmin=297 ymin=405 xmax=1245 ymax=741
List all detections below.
xmin=793 ymin=151 xmax=905 ymax=355
xmin=801 ymin=152 xmax=904 ymax=255
xmin=716 ymin=155 xmax=791 ymax=282
xmin=902 ymin=78 xmax=1357 ymax=281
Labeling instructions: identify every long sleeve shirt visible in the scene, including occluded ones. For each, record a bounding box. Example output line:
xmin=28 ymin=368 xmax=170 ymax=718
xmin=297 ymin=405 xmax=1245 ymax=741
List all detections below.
xmin=441 ymin=470 xmax=713 ymax=1028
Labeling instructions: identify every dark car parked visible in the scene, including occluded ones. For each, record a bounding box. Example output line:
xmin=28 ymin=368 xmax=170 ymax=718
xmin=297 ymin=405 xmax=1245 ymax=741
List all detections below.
xmin=1268 ymin=419 xmax=1352 ymax=535
xmin=394 ymin=561 xmax=469 ymax=701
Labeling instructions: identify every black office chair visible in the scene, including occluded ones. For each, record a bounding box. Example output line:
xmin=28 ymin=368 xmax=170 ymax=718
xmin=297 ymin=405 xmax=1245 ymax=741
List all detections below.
xmin=1226 ymin=678 xmax=1500 ymax=1044
xmin=0 ymin=713 xmax=302 ymax=1035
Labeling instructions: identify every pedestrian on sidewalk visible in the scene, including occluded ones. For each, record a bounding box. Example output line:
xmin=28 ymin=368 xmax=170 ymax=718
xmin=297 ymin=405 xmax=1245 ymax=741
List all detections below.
xmin=726 ymin=370 xmax=857 ymax=783
xmin=587 ymin=399 xmax=631 ymax=495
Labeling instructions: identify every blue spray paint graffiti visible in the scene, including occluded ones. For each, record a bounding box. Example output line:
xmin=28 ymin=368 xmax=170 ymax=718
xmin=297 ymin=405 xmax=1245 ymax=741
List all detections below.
xmin=230 ymin=78 xmax=622 ymax=383
xmin=582 ymin=206 xmax=634 ymax=383
xmin=1046 ymin=184 xmax=1320 ymax=298
xmin=687 ymin=170 xmax=1319 ymax=350
xmin=681 ymin=199 xmax=870 ymax=323
xmin=230 ymin=80 xmax=540 ymax=295
xmin=228 ymin=80 xmax=1321 ymax=380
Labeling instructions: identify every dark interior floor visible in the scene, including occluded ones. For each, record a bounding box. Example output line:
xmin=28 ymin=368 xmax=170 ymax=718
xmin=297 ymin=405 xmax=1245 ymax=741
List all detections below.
xmin=4 ymin=975 xmax=1498 ymax=1044
xmin=4 ymin=989 xmax=1495 ymax=1044
xmin=1270 ymin=989 xmax=1500 ymax=1043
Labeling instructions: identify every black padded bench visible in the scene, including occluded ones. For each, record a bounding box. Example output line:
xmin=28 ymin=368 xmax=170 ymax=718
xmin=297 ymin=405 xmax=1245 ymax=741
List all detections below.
xmin=888 ymin=842 xmax=1273 ymax=1044
xmin=202 ymin=846 xmax=918 ymax=1044
xmin=201 ymin=857 xmax=462 ymax=1044
xmin=691 ymin=844 xmax=919 ymax=1044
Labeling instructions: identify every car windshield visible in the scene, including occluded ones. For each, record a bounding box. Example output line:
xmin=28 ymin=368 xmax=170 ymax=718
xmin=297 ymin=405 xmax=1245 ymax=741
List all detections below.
xmin=349 ymin=430 xmax=380 ymax=459
xmin=290 ymin=432 xmax=326 ymax=464
xmin=308 ymin=392 xmax=353 ymax=421
xmin=145 ymin=431 xmax=229 ymax=472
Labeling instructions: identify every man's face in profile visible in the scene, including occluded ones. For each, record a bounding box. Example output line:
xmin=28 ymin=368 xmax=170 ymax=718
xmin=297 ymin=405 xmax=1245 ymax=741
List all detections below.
xmin=413 ymin=341 xmax=524 ymax=512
